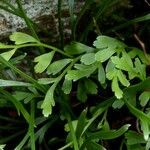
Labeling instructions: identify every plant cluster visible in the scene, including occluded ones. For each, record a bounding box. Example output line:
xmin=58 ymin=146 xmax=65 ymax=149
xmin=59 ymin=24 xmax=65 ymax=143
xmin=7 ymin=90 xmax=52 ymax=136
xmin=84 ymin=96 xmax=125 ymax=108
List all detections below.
xmin=0 ymin=0 xmax=150 ymax=150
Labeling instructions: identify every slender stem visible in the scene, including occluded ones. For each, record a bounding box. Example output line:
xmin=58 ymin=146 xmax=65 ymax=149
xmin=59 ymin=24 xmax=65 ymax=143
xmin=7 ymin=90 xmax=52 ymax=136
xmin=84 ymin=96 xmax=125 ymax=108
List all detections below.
xmin=15 ymin=132 xmax=29 ymax=150
xmin=67 ymin=115 xmax=79 ymax=150
xmin=0 ymin=43 xmax=72 ymax=57
xmin=29 ymin=100 xmax=35 ymax=150
xmin=58 ymin=142 xmax=73 ymax=150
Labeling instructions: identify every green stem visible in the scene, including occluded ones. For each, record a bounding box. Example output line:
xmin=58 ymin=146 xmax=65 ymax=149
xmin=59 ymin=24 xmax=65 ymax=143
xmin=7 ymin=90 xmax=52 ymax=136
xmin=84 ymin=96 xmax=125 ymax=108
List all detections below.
xmin=67 ymin=115 xmax=79 ymax=150
xmin=29 ymin=100 xmax=35 ymax=150
xmin=0 ymin=43 xmax=72 ymax=57
xmin=15 ymin=132 xmax=29 ymax=150
xmin=58 ymin=142 xmax=73 ymax=150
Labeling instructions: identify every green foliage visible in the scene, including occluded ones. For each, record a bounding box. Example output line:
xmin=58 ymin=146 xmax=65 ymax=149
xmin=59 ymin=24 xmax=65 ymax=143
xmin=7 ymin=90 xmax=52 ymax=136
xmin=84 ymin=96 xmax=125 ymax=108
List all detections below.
xmin=0 ymin=0 xmax=150 ymax=149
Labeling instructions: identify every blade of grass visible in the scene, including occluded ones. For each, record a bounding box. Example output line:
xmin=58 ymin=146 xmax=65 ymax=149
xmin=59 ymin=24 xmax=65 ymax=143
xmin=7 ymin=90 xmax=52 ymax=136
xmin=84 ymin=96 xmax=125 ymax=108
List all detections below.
xmin=73 ymin=0 xmax=93 ymax=40
xmin=15 ymin=132 xmax=29 ymax=150
xmin=79 ymin=0 xmax=113 ymax=42
xmin=66 ymin=114 xmax=79 ymax=150
xmin=58 ymin=0 xmax=64 ymax=49
xmin=106 ymin=13 xmax=150 ymax=33
xmin=0 ymin=130 xmax=25 ymax=144
xmin=28 ymin=100 xmax=35 ymax=150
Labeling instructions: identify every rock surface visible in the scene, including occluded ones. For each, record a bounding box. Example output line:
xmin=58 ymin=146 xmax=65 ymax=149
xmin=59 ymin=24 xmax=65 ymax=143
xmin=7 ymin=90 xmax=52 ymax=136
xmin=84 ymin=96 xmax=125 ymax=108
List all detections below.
xmin=0 ymin=0 xmax=84 ymax=40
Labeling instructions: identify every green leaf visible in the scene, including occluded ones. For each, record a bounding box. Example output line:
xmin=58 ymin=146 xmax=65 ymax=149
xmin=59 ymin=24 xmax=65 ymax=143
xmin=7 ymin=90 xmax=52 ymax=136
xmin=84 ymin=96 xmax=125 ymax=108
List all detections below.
xmin=80 ymin=53 xmax=96 ymax=65
xmin=38 ymin=78 xmax=57 ymax=84
xmin=124 ymin=98 xmax=150 ymax=141
xmin=105 ymin=59 xmax=115 ymax=73
xmin=111 ymin=56 xmax=126 ymax=71
xmin=141 ymin=118 xmax=150 ymax=141
xmin=66 ymin=64 xmax=97 ymax=81
xmin=106 ymin=68 xmax=118 ymax=80
xmin=95 ymin=48 xmax=115 ymax=62
xmin=111 ymin=53 xmax=135 ymax=73
xmin=128 ymin=48 xmax=149 ymax=64
xmin=41 ymin=85 xmax=55 ymax=117
xmin=34 ymin=51 xmax=54 ymax=73
xmin=0 ymin=79 xmax=32 ymax=87
xmin=93 ymin=36 xmax=126 ymax=50
xmin=139 ymin=91 xmax=150 ymax=107
xmin=84 ymin=79 xmax=98 ymax=94
xmin=0 ymin=48 xmax=17 ymax=61
xmin=98 ymin=63 xmax=106 ymax=84
xmin=76 ymin=109 xmax=88 ymax=138
xmin=9 ymin=32 xmax=38 ymax=44
xmin=80 ymin=124 xmax=130 ymax=150
xmin=125 ymin=130 xmax=145 ymax=145
xmin=112 ymin=99 xmax=124 ymax=109
xmin=62 ymin=79 xmax=72 ymax=94
xmin=77 ymin=81 xmax=87 ymax=102
xmin=117 ymin=70 xmax=130 ymax=87
xmin=64 ymin=120 xmax=77 ymax=132
xmin=112 ymin=77 xmax=123 ymax=99
xmin=47 ymin=59 xmax=72 ymax=75
xmin=64 ymin=41 xmax=94 ymax=55
xmin=134 ymin=58 xmax=146 ymax=80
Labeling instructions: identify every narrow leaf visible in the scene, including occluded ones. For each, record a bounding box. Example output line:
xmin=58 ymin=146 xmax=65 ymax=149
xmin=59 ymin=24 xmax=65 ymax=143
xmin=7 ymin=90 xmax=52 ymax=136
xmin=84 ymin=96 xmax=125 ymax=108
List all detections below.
xmin=139 ymin=91 xmax=150 ymax=107
xmin=98 ymin=63 xmax=106 ymax=84
xmin=76 ymin=109 xmax=87 ymax=138
xmin=112 ymin=77 xmax=123 ymax=99
xmin=80 ymin=124 xmax=130 ymax=149
xmin=117 ymin=70 xmax=130 ymax=87
xmin=84 ymin=79 xmax=98 ymax=94
xmin=77 ymin=81 xmax=87 ymax=102
xmin=41 ymin=85 xmax=55 ymax=117
xmin=134 ymin=58 xmax=146 ymax=80
xmin=62 ymin=79 xmax=72 ymax=94
xmin=0 ymin=79 xmax=32 ymax=87
xmin=106 ymin=69 xmax=117 ymax=80
xmin=38 ymin=78 xmax=57 ymax=85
